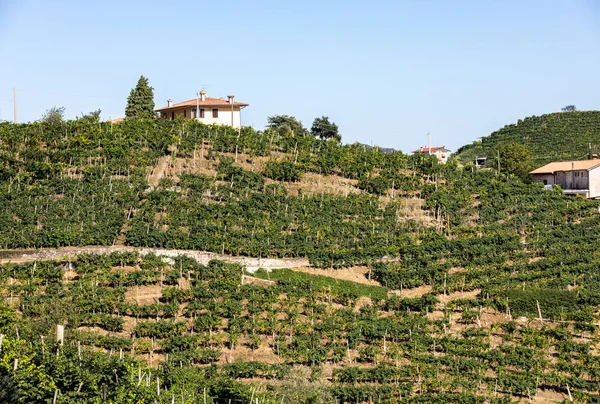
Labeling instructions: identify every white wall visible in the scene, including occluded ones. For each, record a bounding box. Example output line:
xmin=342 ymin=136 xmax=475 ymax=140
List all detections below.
xmin=589 ymin=168 xmax=600 ymax=198
xmin=532 ymin=174 xmax=554 ymax=186
xmin=162 ymin=106 xmax=243 ymax=128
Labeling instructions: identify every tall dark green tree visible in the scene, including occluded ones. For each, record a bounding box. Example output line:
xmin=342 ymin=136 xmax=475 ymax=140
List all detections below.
xmin=311 ymin=116 xmax=341 ymax=142
xmin=125 ymin=75 xmax=155 ymax=119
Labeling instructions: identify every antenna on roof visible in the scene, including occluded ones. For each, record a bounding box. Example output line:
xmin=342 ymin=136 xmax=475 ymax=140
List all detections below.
xmin=426 ymin=133 xmax=431 ymax=152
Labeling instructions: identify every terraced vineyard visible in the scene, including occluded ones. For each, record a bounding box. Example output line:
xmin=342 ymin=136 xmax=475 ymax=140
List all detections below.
xmin=455 ymin=110 xmax=600 ymax=166
xmin=2 ymin=118 xmax=600 ymax=402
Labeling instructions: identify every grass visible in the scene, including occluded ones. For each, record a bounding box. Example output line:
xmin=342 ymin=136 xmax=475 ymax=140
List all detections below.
xmin=252 ymin=267 xmax=388 ymax=301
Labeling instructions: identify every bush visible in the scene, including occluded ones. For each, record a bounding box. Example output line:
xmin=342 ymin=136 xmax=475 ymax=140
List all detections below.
xmin=263 ymin=160 xmax=303 ymax=182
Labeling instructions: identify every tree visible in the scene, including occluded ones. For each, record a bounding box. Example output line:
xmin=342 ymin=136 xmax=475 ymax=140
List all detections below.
xmin=125 ymin=75 xmax=155 ymax=119
xmin=76 ymin=109 xmax=102 ymax=124
xmin=491 ymin=142 xmax=534 ymax=181
xmin=311 ymin=116 xmax=341 ymax=141
xmin=561 ymin=105 xmax=576 ymax=112
xmin=267 ymin=115 xmax=307 ymax=137
xmin=41 ymin=106 xmax=66 ymax=124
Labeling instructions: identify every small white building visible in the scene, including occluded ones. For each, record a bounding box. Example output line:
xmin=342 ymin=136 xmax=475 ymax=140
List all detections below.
xmin=412 ymin=146 xmax=450 ymax=164
xmin=155 ymin=90 xmax=248 ymax=128
xmin=530 ymin=159 xmax=600 ymax=199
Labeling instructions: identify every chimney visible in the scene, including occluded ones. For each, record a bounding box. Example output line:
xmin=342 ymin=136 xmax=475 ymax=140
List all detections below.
xmin=200 ymin=90 xmax=206 ymax=102
xmin=227 ymin=95 xmax=235 ymax=104
xmin=167 ymin=99 xmax=173 ymax=108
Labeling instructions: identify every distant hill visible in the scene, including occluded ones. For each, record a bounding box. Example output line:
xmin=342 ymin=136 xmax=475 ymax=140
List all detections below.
xmin=455 ymin=110 xmax=600 ymax=166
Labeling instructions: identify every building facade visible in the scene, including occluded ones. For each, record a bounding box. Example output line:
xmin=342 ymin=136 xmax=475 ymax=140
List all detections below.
xmin=155 ymin=90 xmax=248 ymax=128
xmin=411 ymin=146 xmax=450 ymax=164
xmin=530 ymin=160 xmax=600 ymax=198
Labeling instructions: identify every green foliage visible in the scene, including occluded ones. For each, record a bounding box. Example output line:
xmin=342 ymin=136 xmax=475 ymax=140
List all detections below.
xmin=311 ymin=116 xmax=340 ymax=142
xmin=76 ymin=109 xmax=102 ymax=124
xmin=41 ymin=106 xmax=65 ymax=124
xmin=125 ymin=75 xmax=155 ymax=119
xmin=498 ymin=289 xmax=578 ymax=320
xmin=4 ymin=108 xmax=600 ymax=402
xmin=456 ymin=110 xmax=600 ymax=166
xmin=254 ymin=268 xmax=388 ymax=301
xmin=263 ymin=160 xmax=302 ymax=182
xmin=492 ymin=142 xmax=534 ymax=180
xmin=267 ymin=115 xmax=308 ymax=137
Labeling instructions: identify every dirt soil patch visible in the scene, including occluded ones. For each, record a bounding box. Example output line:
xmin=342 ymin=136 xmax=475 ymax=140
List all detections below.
xmin=437 ymin=289 xmax=481 ymax=304
xmin=125 ymin=285 xmax=162 ymax=305
xmin=389 ymin=284 xmax=433 ymax=298
xmin=353 ymin=296 xmax=373 ymax=313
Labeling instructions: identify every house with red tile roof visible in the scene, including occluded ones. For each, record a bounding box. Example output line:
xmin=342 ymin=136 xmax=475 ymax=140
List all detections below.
xmin=530 ymin=159 xmax=600 ymax=198
xmin=411 ymin=146 xmax=450 ymax=164
xmin=155 ymin=90 xmax=248 ymax=128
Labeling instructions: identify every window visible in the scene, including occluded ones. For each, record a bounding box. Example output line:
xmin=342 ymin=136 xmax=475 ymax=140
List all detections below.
xmin=183 ymin=109 xmax=187 ymax=118
xmin=199 ymin=109 xmax=205 ymax=118
xmin=192 ymin=109 xmax=196 ymax=119
xmin=171 ymin=111 xmax=175 ymax=120
xmin=212 ymin=108 xmax=219 ymax=118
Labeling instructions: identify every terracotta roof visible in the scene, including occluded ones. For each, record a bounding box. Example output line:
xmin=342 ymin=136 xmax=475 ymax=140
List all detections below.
xmin=156 ymin=97 xmax=248 ymax=111
xmin=108 ymin=117 xmax=125 ymax=124
xmin=530 ymin=160 xmax=600 ymax=174
xmin=412 ymin=146 xmax=450 ymax=153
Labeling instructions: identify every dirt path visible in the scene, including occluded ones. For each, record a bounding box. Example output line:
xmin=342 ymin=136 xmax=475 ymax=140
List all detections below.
xmin=147 ymin=153 xmax=173 ymax=189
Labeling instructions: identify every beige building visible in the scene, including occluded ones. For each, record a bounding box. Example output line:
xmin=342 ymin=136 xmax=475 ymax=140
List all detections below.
xmin=155 ymin=90 xmax=248 ymax=128
xmin=530 ymin=160 xmax=600 ymax=198
xmin=412 ymin=146 xmax=450 ymax=164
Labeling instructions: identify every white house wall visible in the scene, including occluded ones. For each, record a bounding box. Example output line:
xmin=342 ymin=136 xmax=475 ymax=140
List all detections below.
xmin=589 ymin=167 xmax=600 ymax=198
xmin=532 ymin=174 xmax=555 ymax=186
xmin=163 ymin=107 xmax=242 ymax=128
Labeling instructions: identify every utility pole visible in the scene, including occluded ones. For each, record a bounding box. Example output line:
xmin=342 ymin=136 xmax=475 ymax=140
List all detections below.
xmin=13 ymin=88 xmax=17 ymax=124
xmin=497 ymin=149 xmax=500 ymax=172
xmin=196 ymin=92 xmax=199 ymax=120
xmin=426 ymin=133 xmax=431 ymax=153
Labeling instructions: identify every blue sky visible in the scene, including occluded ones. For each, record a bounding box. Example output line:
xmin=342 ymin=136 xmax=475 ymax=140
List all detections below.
xmin=0 ymin=0 xmax=599 ymax=153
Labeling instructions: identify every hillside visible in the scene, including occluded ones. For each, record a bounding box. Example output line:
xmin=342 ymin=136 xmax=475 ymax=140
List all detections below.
xmin=2 ymin=119 xmax=600 ymax=402
xmin=455 ymin=110 xmax=600 ymax=166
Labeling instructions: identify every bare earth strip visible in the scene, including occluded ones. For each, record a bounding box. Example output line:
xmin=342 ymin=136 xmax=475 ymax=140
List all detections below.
xmin=147 ymin=153 xmax=173 ymax=189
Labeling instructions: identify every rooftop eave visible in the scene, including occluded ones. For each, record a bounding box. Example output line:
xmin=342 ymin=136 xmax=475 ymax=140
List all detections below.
xmin=156 ymin=103 xmax=249 ymax=112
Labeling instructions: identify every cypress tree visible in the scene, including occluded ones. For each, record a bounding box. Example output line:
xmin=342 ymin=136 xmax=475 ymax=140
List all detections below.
xmin=125 ymin=75 xmax=155 ymax=119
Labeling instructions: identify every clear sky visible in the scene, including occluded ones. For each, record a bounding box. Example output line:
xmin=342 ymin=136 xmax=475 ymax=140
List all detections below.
xmin=0 ymin=0 xmax=599 ymax=153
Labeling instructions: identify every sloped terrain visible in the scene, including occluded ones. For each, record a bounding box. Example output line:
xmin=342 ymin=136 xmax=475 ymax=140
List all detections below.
xmin=455 ymin=110 xmax=600 ymax=166
xmin=2 ymin=119 xmax=600 ymax=402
